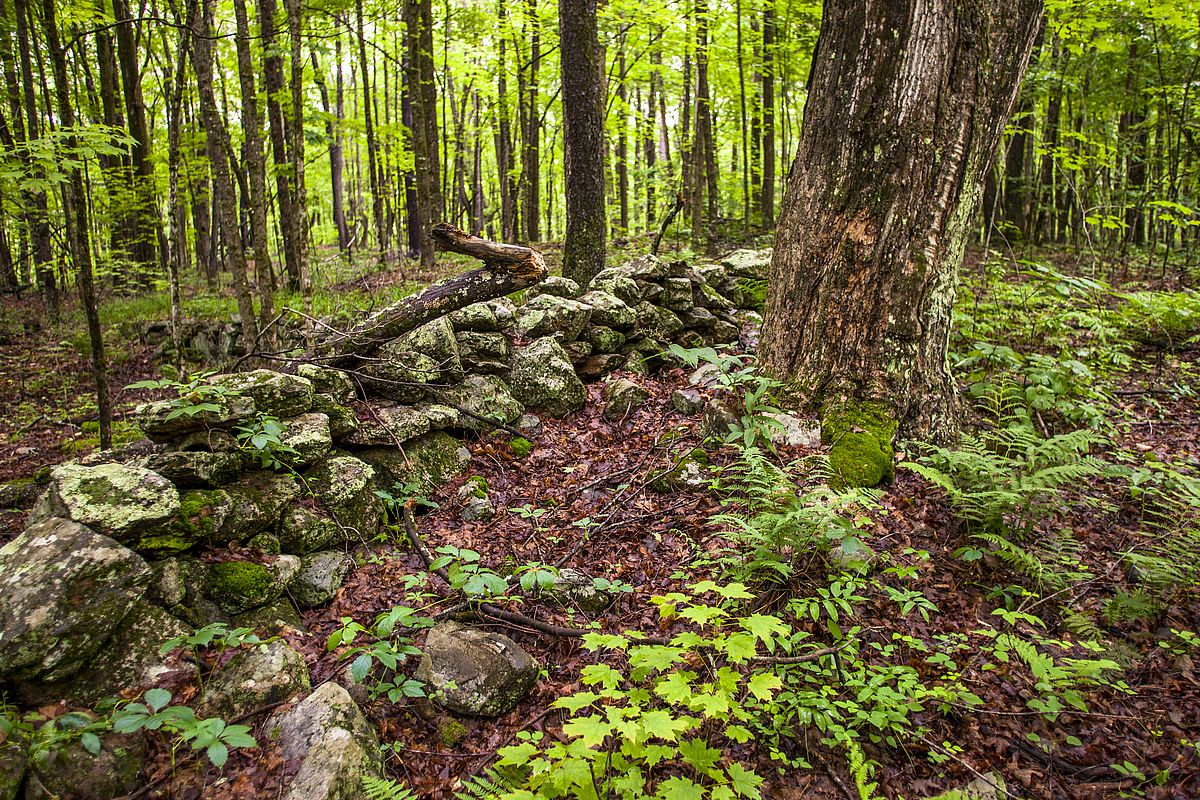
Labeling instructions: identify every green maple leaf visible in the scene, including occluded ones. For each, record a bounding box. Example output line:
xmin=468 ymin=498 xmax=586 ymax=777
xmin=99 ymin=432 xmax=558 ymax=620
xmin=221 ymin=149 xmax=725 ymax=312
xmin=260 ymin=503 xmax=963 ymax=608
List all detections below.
xmin=654 ymin=671 xmax=697 ymax=704
xmin=657 ymin=776 xmax=706 ymax=800
xmin=725 ymin=762 xmax=765 ymax=798
xmin=552 ymin=691 xmax=602 ymax=713
xmin=639 ymin=708 xmax=691 ymax=742
xmin=678 ymin=738 xmax=723 ymax=777
xmin=740 ymin=614 xmax=790 ymax=643
xmin=561 ymin=714 xmax=614 ymax=748
xmin=745 ymin=672 xmax=783 ymax=701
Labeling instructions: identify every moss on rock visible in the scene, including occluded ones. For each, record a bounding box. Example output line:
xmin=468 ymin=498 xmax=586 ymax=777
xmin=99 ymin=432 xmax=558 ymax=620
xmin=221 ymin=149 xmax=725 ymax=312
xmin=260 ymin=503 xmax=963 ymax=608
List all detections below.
xmin=821 ymin=399 xmax=898 ymax=489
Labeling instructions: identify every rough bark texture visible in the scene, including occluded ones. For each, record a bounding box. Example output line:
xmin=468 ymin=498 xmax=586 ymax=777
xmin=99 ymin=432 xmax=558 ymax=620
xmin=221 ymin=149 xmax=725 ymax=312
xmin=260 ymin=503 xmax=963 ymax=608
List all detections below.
xmin=760 ymin=0 xmax=1043 ymax=458
xmin=312 ymin=224 xmax=546 ymax=362
xmin=558 ymin=0 xmax=606 ymax=288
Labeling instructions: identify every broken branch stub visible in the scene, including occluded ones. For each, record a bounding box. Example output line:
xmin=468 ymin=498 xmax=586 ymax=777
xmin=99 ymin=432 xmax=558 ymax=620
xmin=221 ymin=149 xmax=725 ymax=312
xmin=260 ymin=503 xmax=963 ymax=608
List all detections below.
xmin=309 ymin=223 xmax=547 ymax=364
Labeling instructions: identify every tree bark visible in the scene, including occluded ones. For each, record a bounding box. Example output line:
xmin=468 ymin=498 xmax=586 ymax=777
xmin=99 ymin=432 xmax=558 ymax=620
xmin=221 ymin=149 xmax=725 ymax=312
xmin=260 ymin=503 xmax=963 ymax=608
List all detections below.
xmin=259 ymin=0 xmax=302 ymax=287
xmin=760 ymin=0 xmax=1043 ymax=460
xmin=558 ymin=0 xmax=606 ymax=288
xmin=495 ymin=0 xmax=517 ymax=242
xmin=759 ymin=0 xmax=775 ymax=227
xmin=284 ymin=0 xmax=309 ymax=288
xmin=522 ymin=0 xmax=540 ymax=242
xmin=311 ymin=44 xmax=350 ymax=253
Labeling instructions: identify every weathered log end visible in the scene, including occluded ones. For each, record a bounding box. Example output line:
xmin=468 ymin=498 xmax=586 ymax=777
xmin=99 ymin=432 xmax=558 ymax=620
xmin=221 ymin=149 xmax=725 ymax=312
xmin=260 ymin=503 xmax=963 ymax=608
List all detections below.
xmin=431 ymin=223 xmax=547 ymax=282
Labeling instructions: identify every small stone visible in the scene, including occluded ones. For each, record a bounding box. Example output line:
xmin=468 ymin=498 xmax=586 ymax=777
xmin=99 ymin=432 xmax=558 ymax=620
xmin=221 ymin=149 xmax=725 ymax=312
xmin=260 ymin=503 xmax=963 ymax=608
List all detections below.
xmin=247 ymin=531 xmax=282 ymax=554
xmin=296 ymin=364 xmax=356 ymax=404
xmin=30 ymin=463 xmax=180 ymax=544
xmin=436 ymin=375 xmax=523 ymax=433
xmin=649 ymin=448 xmax=710 ymax=493
xmin=526 ymin=275 xmax=582 ymax=300
xmin=515 ymin=414 xmax=542 ymax=432
xmin=514 ymin=294 xmax=593 ymax=341
xmin=0 ymin=479 xmax=37 ymax=510
xmin=304 ymin=455 xmax=381 ymax=536
xmin=582 ymin=325 xmax=626 ymax=353
xmin=544 ymin=568 xmax=614 ymax=614
xmin=562 ymin=339 xmax=593 ymax=363
xmin=509 ymin=337 xmax=587 ymax=417
xmin=661 ymin=277 xmax=696 ymax=311
xmin=625 ymin=254 xmax=668 ymax=280
xmin=763 ymin=412 xmax=822 ymax=448
xmin=701 ymin=398 xmax=738 ymax=441
xmin=416 ymin=621 xmax=538 ymax=717
xmin=219 ymin=471 xmax=302 ymax=541
xmin=24 ymin=731 xmax=145 ymax=800
xmin=292 ymin=551 xmax=354 ymax=608
xmin=148 ymin=558 xmax=187 ymax=607
xmin=449 ymin=302 xmax=501 ymax=332
xmin=0 ymin=518 xmax=151 ymax=683
xmin=358 ymin=431 xmax=471 ymax=497
xmin=590 ymin=273 xmax=641 ymax=306
xmin=0 ymin=739 xmax=26 ymax=800
xmin=342 ymin=403 xmax=460 ymax=447
xmin=720 ymin=247 xmax=772 ymax=278
xmin=455 ymin=331 xmax=513 ymax=373
xmin=399 ymin=317 xmax=464 ymax=383
xmin=210 ymin=369 xmax=316 ymax=418
xmin=199 ymin=640 xmax=311 ymax=719
xmin=602 ymin=378 xmax=650 ymax=419
xmin=634 ymin=302 xmax=684 ymax=338
xmin=670 ymin=389 xmax=705 ymax=415
xmin=694 ymin=263 xmax=729 ymax=287
xmin=278 ymin=506 xmax=343 ymax=555
xmin=135 ymin=394 xmax=256 ymax=442
xmin=580 ymin=353 xmax=626 ymax=379
xmin=678 ymin=306 xmax=719 ymax=331
xmin=457 ymin=477 xmax=495 ymax=522
xmin=689 ymin=363 xmax=726 ymax=388
xmin=177 ymin=429 xmax=241 ymax=453
xmin=140 ymin=450 xmax=242 ymax=488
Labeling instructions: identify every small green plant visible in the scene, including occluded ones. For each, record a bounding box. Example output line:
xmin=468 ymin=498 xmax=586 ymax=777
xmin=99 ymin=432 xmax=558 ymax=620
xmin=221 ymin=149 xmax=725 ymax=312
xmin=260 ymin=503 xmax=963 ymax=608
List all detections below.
xmin=110 ymin=688 xmax=257 ymax=767
xmin=235 ymin=413 xmax=299 ymax=469
xmin=667 ymin=344 xmax=785 ymax=448
xmin=126 ymin=372 xmax=226 ymax=421
xmin=327 ymin=606 xmax=433 ymax=703
xmin=430 ymin=545 xmax=509 ymax=597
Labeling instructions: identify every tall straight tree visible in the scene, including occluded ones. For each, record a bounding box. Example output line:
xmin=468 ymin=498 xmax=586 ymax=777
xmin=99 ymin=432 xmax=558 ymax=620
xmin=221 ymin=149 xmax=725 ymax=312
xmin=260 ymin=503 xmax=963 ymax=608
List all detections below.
xmin=522 ymin=0 xmax=540 ymax=242
xmin=284 ymin=0 xmax=309 ymax=288
xmin=759 ymin=0 xmax=775 ymax=226
xmin=188 ymin=0 xmax=258 ymax=354
xmin=259 ymin=0 xmax=303 ymax=288
xmin=406 ymin=0 xmax=441 ymax=267
xmin=760 ymin=0 xmax=1043 ymax=484
xmin=356 ymin=0 xmax=387 ymax=260
xmin=558 ymin=0 xmax=605 ymax=288
xmin=41 ymin=0 xmax=109 ymax=445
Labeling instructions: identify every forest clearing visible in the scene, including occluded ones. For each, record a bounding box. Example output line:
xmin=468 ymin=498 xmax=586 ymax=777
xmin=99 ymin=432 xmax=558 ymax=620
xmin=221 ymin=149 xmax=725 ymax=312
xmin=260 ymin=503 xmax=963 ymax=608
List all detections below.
xmin=1 ymin=0 xmax=1200 ymax=799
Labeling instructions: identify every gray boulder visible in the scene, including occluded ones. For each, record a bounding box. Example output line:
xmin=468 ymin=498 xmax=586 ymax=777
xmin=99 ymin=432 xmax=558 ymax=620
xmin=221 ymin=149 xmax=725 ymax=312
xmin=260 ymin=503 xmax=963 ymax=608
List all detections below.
xmin=218 ymin=471 xmax=302 ymax=541
xmin=0 ymin=518 xmax=150 ymax=683
xmin=304 ymin=455 xmax=382 ymax=535
xmin=400 ymin=317 xmax=464 ymax=383
xmin=267 ymin=683 xmax=382 ymax=800
xmin=449 ymin=302 xmax=501 ymax=332
xmin=199 ymin=640 xmax=311 ymax=719
xmin=625 ymin=254 xmax=669 ymax=280
xmin=204 ymin=556 xmax=300 ymax=615
xmin=582 ymin=325 xmax=626 ymax=354
xmin=30 ymin=463 xmax=180 ymax=544
xmin=24 ymin=731 xmax=145 ymax=800
xmin=579 ymin=290 xmax=635 ymax=330
xmin=514 ymin=294 xmax=592 ymax=340
xmin=416 ymin=621 xmax=538 ymax=716
xmin=296 ymin=364 xmax=356 ymax=404
xmin=455 ymin=331 xmax=513 ymax=373
xmin=0 ymin=739 xmax=24 ymax=800
xmin=140 ymin=449 xmax=242 ymax=489
xmin=341 ymin=402 xmax=459 ymax=447
xmin=763 ymin=412 xmax=821 ymax=449
xmin=590 ymin=273 xmax=641 ymax=307
xmin=661 ymin=277 xmax=697 ymax=311
xmin=670 ymin=389 xmax=705 ymax=415
xmin=634 ymin=302 xmax=684 ymax=338
xmin=277 ymin=412 xmax=333 ymax=467
xmin=544 ymin=568 xmax=615 ymax=615
xmin=360 ymin=345 xmax=438 ymax=403
xmin=437 ymin=375 xmax=523 ymax=432
xmin=210 ymin=369 xmax=315 ymax=418
xmin=603 ymin=378 xmax=650 ymax=419
xmin=134 ymin=394 xmax=255 ymax=442
xmin=358 ymin=431 xmax=471 ymax=497
xmin=278 ymin=506 xmax=344 ymax=555
xmin=292 ymin=551 xmax=354 ymax=608
xmin=526 ymin=275 xmax=582 ymax=300
xmin=457 ymin=477 xmax=495 ymax=522
xmin=509 ymin=337 xmax=586 ymax=418
xmin=720 ymin=247 xmax=772 ymax=278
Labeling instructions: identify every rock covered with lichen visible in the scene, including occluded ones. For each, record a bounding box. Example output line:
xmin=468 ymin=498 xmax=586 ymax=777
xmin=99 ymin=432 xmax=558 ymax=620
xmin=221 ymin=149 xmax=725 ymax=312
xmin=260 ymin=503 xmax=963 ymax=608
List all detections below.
xmin=415 ymin=620 xmax=538 ymax=717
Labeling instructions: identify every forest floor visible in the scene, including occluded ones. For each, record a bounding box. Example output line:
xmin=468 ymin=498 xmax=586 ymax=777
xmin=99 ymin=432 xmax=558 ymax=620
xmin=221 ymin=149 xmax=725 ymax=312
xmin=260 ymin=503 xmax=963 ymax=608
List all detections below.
xmin=2 ymin=244 xmax=1199 ymax=799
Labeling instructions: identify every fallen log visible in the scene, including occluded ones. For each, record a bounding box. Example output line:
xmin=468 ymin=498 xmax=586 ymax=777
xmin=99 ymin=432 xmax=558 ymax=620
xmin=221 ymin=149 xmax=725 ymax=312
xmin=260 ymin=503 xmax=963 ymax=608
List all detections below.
xmin=309 ymin=223 xmax=547 ymax=363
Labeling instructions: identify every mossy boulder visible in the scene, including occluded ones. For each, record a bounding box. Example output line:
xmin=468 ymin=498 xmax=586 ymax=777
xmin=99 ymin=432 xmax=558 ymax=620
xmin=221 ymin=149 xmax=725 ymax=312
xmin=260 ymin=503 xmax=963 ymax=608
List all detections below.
xmin=526 ymin=275 xmax=582 ymax=300
xmin=199 ymin=640 xmax=310 ymax=719
xmin=455 ymin=331 xmax=513 ymax=373
xmin=342 ymin=402 xmax=459 ymax=447
xmin=205 ymin=556 xmax=300 ymax=615
xmin=0 ymin=478 xmax=37 ymax=510
xmin=219 ymin=472 xmax=302 ymax=541
xmin=358 ymin=431 xmax=471 ymax=497
xmin=24 ymin=730 xmax=145 ymax=800
xmin=31 ymin=463 xmax=180 ymax=544
xmin=400 ymin=317 xmax=464 ymax=383
xmin=0 ymin=739 xmax=24 ymax=800
xmin=304 ymin=455 xmax=382 ymax=535
xmin=278 ymin=412 xmax=333 ymax=467
xmin=579 ymin=290 xmax=636 ymax=330
xmin=449 ymin=302 xmax=501 ymax=332
xmin=360 ymin=346 xmax=438 ymax=403
xmin=416 ymin=621 xmax=538 ymax=717
xmin=292 ymin=551 xmax=354 ymax=608
xmin=210 ymin=369 xmax=315 ymax=418
xmin=0 ymin=518 xmax=150 ymax=683
xmin=720 ymin=248 xmax=772 ymax=278
xmin=543 ymin=568 xmax=615 ymax=615
xmin=296 ymin=364 xmax=356 ymax=404
xmin=509 ymin=337 xmax=586 ymax=417
xmin=582 ymin=325 xmax=627 ymax=354
xmin=602 ymin=378 xmax=650 ymax=419
xmin=590 ymin=272 xmax=642 ymax=307
xmin=312 ymin=393 xmax=361 ymax=439
xmin=438 ymin=375 xmax=523 ymax=432
xmin=649 ymin=448 xmax=710 ymax=493
xmin=625 ymin=254 xmax=669 ymax=281
xmin=822 ymin=399 xmax=898 ymax=488
xmin=166 ymin=488 xmax=233 ymax=550
xmin=235 ymin=597 xmax=304 ymax=636
xmin=134 ymin=394 xmax=256 ymax=442
xmin=634 ymin=302 xmax=685 ymax=339
xmin=278 ymin=506 xmax=343 ymax=555
xmin=266 ymin=683 xmax=383 ymax=800
xmin=141 ymin=449 xmax=243 ymax=489
xmin=515 ymin=294 xmax=593 ymax=340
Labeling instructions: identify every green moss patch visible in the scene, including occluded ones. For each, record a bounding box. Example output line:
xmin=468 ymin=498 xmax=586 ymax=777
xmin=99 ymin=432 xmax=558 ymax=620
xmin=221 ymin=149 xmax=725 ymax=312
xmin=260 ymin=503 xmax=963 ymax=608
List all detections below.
xmin=822 ymin=399 xmax=898 ymax=489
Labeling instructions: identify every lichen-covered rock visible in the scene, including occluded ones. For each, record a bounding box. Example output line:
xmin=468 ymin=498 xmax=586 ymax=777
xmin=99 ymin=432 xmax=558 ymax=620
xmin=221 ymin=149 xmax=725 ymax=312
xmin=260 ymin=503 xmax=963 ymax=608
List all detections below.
xmin=24 ymin=730 xmax=145 ymax=800
xmin=670 ymin=389 xmax=704 ymax=415
xmin=700 ymin=398 xmax=738 ymax=441
xmin=526 ymin=275 xmax=582 ymax=300
xmin=358 ymin=431 xmax=471 ymax=497
xmin=135 ymin=394 xmax=256 ymax=442
xmin=437 ymin=375 xmax=523 ymax=432
xmin=292 ymin=551 xmax=353 ymax=608
xmin=341 ymin=403 xmax=459 ymax=447
xmin=763 ymin=412 xmax=821 ymax=449
xmin=235 ymin=597 xmax=304 ymax=636
xmin=267 ymin=682 xmax=383 ymax=800
xmin=544 ymin=568 xmax=614 ymax=614
xmin=457 ymin=477 xmax=495 ymax=522
xmin=625 ymin=254 xmax=669 ymax=280
xmin=603 ymin=378 xmax=650 ymax=419
xmin=455 ymin=331 xmax=513 ymax=373
xmin=661 ymin=277 xmax=697 ymax=311
xmin=160 ymin=488 xmax=233 ymax=552
xmin=649 ymin=448 xmax=709 ymax=493
xmin=822 ymin=399 xmax=897 ymax=488
xmin=400 ymin=317 xmax=464 ymax=383
xmin=720 ymin=247 xmax=772 ymax=278
xmin=304 ymin=455 xmax=381 ymax=535
xmin=43 ymin=601 xmax=193 ymax=705
xmin=579 ymin=290 xmax=636 ymax=330
xmin=205 ymin=556 xmax=300 ymax=615
xmin=591 ymin=273 xmax=642 ymax=307
xmin=148 ymin=558 xmax=187 ymax=607
xmin=219 ymin=472 xmax=302 ymax=541
xmin=278 ymin=506 xmax=343 ymax=555
xmin=449 ymin=302 xmax=501 ymax=332
xmin=311 ymin=393 xmax=360 ymax=439
xmin=694 ymin=263 xmax=729 ymax=287
xmin=199 ymin=640 xmax=310 ymax=719
xmin=178 ymin=428 xmax=241 ymax=453
xmin=699 ymin=282 xmax=737 ymax=312
xmin=140 ymin=449 xmax=242 ymax=488
xmin=0 ymin=739 xmax=24 ymax=800
xmin=580 ymin=353 xmax=626 ymax=379
xmin=360 ymin=346 xmax=438 ymax=403
xmin=296 ymin=364 xmax=355 ymax=404
xmin=509 ymin=337 xmax=586 ymax=417
xmin=210 ymin=369 xmax=315 ymax=418
xmin=562 ymin=339 xmax=593 ymax=363
xmin=709 ymin=318 xmax=742 ymax=344
xmin=0 ymin=518 xmax=150 ymax=683
xmin=30 ymin=463 xmax=180 ymax=543
xmin=514 ymin=294 xmax=592 ymax=341
xmin=0 ymin=479 xmax=37 ymax=510
xmin=582 ymin=325 xmax=626 ymax=354
xmin=246 ymin=531 xmax=282 ymax=554
xmin=634 ymin=302 xmax=685 ymax=339
xmin=416 ymin=621 xmax=538 ymax=716
xmin=278 ymin=413 xmax=333 ymax=467
xmin=678 ymin=306 xmax=719 ymax=331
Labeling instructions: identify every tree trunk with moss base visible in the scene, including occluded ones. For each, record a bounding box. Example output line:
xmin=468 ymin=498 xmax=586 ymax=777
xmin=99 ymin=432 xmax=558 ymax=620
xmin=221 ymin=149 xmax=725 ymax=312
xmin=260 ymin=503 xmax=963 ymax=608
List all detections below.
xmin=760 ymin=0 xmax=1042 ymax=486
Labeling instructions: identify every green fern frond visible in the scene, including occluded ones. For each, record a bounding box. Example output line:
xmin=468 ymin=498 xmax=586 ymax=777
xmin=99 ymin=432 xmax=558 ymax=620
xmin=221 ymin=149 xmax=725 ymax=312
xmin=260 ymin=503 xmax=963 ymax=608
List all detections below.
xmin=363 ymin=775 xmax=417 ymax=800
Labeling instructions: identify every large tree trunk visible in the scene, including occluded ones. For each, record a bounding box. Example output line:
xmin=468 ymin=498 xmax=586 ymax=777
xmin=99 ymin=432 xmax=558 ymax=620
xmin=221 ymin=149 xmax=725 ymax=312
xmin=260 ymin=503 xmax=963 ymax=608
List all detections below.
xmin=760 ymin=0 xmax=1042 ymax=484
xmin=259 ymin=0 xmax=302 ymax=288
xmin=406 ymin=0 xmax=441 ymax=267
xmin=558 ymin=0 xmax=606 ymax=288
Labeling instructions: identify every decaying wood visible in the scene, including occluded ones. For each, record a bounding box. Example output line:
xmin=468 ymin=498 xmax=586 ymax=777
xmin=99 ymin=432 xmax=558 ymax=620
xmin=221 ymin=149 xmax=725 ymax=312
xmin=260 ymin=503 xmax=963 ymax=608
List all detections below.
xmin=310 ymin=223 xmax=547 ymax=363
xmin=651 ymin=191 xmax=685 ymax=256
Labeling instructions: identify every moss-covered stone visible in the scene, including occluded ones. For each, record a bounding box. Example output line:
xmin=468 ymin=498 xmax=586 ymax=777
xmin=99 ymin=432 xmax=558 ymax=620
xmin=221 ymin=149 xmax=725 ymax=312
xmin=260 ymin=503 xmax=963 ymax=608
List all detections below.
xmin=25 ymin=730 xmax=146 ymax=800
xmin=278 ymin=506 xmax=342 ymax=555
xmin=439 ymin=718 xmax=469 ymax=747
xmin=822 ymin=399 xmax=898 ymax=488
xmin=360 ymin=346 xmax=438 ymax=403
xmin=649 ymin=448 xmax=710 ymax=493
xmin=199 ymin=639 xmax=310 ymax=719
xmin=509 ymin=437 xmax=533 ymax=459
xmin=0 ymin=739 xmax=25 ymax=800
xmin=277 ymin=412 xmax=333 ymax=467
xmin=219 ymin=472 xmax=302 ymax=542
xmin=235 ymin=597 xmax=304 ymax=636
xmin=341 ymin=402 xmax=459 ymax=447
xmin=209 ymin=369 xmax=315 ymax=418
xmin=312 ymin=393 xmax=361 ymax=439
xmin=358 ymin=432 xmax=470 ymax=498
xmin=455 ymin=331 xmax=513 ymax=373
xmin=400 ymin=317 xmax=464 ymax=383
xmin=205 ymin=556 xmax=299 ymax=614
xmin=436 ymin=375 xmax=523 ymax=433
xmin=509 ymin=337 xmax=586 ymax=417
xmin=30 ymin=463 xmax=180 ymax=544
xmin=296 ymin=364 xmax=355 ymax=404
xmin=304 ymin=454 xmax=382 ymax=535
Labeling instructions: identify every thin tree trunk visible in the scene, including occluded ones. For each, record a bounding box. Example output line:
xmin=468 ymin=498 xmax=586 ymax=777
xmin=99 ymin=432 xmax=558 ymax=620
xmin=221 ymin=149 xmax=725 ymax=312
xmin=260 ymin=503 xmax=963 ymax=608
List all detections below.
xmin=284 ymin=0 xmax=309 ymax=289
xmin=14 ymin=0 xmax=56 ymax=311
xmin=522 ymin=0 xmax=540 ymax=242
xmin=736 ymin=0 xmax=750 ymax=234
xmin=311 ymin=44 xmax=350 ymax=252
xmin=259 ymin=0 xmax=301 ymax=287
xmin=616 ymin=45 xmax=629 ymax=235
xmin=495 ymin=0 xmax=517 ymax=242
xmin=355 ymin=0 xmax=387 ymax=261
xmin=760 ymin=0 xmax=775 ymax=226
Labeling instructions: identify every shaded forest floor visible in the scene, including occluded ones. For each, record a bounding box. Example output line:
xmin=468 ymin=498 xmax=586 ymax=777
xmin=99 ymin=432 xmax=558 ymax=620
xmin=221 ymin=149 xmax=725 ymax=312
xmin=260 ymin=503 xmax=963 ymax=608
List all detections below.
xmin=2 ymin=242 xmax=1200 ymax=799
